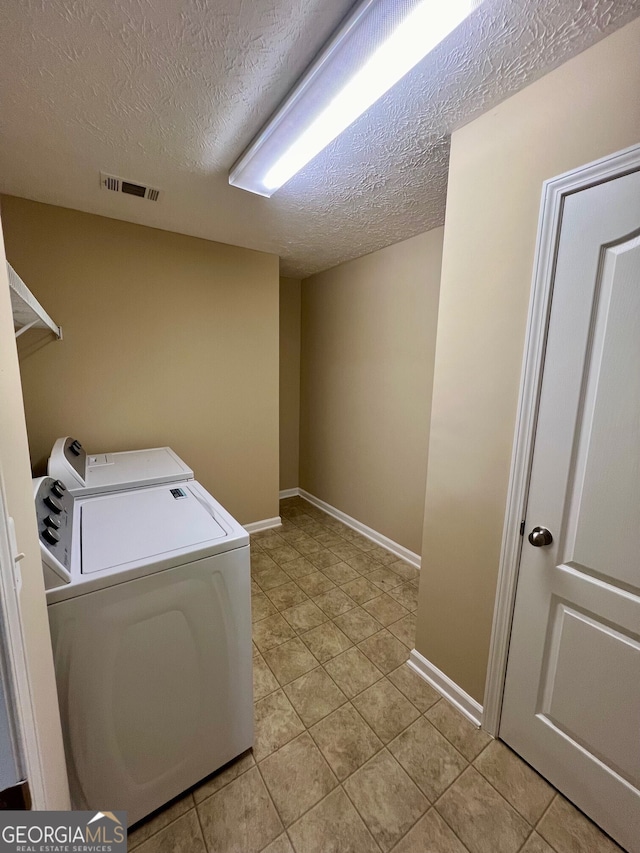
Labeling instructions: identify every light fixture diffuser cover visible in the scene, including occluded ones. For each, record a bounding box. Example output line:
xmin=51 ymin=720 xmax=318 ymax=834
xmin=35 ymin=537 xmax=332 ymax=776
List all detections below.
xmin=229 ymin=0 xmax=481 ymax=197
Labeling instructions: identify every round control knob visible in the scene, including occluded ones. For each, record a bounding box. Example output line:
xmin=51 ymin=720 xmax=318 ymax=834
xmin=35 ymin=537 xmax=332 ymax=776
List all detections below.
xmin=69 ymin=440 xmax=82 ymax=456
xmin=42 ymin=526 xmax=60 ymax=546
xmin=50 ymin=479 xmax=67 ymax=498
xmin=44 ymin=494 xmax=63 ymax=514
xmin=528 ymin=526 xmax=553 ymax=547
xmin=44 ymin=515 xmax=61 ymax=529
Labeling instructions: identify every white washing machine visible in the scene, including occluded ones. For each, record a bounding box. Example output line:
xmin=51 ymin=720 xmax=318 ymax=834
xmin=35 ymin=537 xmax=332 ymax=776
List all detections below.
xmin=34 ymin=476 xmax=253 ymax=825
xmin=48 ymin=436 xmax=193 ymax=496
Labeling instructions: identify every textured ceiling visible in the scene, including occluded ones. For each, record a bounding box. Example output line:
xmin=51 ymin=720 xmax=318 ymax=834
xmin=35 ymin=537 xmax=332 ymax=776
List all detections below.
xmin=0 ymin=0 xmax=639 ymax=277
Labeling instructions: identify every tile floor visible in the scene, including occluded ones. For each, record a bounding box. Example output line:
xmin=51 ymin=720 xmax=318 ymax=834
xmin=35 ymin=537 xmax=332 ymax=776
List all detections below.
xmin=128 ymin=496 xmax=625 ymax=853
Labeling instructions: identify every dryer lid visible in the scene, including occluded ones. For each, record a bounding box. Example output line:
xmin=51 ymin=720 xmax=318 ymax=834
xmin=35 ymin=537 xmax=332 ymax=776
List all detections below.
xmin=84 ymin=447 xmax=194 ymax=492
xmin=80 ymin=485 xmax=228 ymax=574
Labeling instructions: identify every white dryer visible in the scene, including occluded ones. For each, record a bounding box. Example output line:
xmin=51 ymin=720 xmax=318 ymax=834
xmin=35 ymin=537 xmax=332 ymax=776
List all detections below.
xmin=34 ymin=476 xmax=253 ymax=825
xmin=48 ymin=436 xmax=193 ymax=496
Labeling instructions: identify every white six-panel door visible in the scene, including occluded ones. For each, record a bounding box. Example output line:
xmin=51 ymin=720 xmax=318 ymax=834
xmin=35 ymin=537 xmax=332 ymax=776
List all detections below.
xmin=500 ymin=165 xmax=640 ymax=852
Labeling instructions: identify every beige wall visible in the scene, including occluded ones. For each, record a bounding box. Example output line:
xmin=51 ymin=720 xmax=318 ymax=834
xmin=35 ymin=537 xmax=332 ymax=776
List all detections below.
xmin=300 ymin=229 xmax=443 ymax=555
xmin=1 ymin=196 xmax=280 ymax=526
xmin=416 ymin=18 xmax=640 ymax=704
xmin=0 ymin=216 xmax=70 ymax=807
xmin=279 ymin=277 xmax=301 ymax=492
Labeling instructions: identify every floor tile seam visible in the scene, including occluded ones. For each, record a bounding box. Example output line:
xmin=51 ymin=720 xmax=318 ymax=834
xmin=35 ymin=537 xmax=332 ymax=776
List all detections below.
xmin=268 ymin=654 xmax=322 ymax=690
xmin=297 ymin=636 xmax=355 ymax=666
xmin=271 ymin=556 xmax=314 ymax=572
xmin=282 ymin=504 xmax=404 ymax=566
xmin=514 ymin=826 xmax=538 ymax=853
xmin=387 ymin=805 xmax=474 ymax=853
xmin=256 ymin=644 xmax=299 ymax=694
xmin=128 ymin=797 xmax=197 ymax=849
xmin=255 ymin=682 xmax=281 ymax=703
xmin=310 ymin=601 xmax=359 ymax=622
xmin=348 ymin=668 xmax=421 ymax=723
xmin=354 ymin=631 xmax=411 ymax=671
xmin=255 ymin=739 xmax=341 ymax=834
xmin=287 ymin=581 xmax=334 ymax=604
xmin=346 ymin=559 xmax=385 ymax=575
xmin=281 ymin=828 xmax=297 ymax=853
xmin=361 ymin=591 xmax=411 ymax=619
xmin=332 ymin=602 xmax=383 ymax=626
xmin=298 ymin=618 xmax=355 ymax=647
xmin=277 ymin=584 xmax=318 ymax=609
xmin=333 ymin=618 xmax=387 ymax=644
xmin=363 ymin=575 xmax=404 ymax=591
xmin=304 ymin=698 xmax=386 ymax=771
xmin=263 ymin=534 xmax=304 ymax=562
xmin=471 ymin=746 xmax=558 ymax=829
xmin=252 ymin=576 xmax=294 ymax=595
xmin=377 ymin=615 xmax=413 ymax=638
xmin=372 ymin=577 xmax=410 ymax=595
xmin=313 ymin=655 xmax=386 ymax=707
xmin=431 ymin=763 xmax=536 ymax=853
xmin=253 ymin=754 xmax=289 ymax=839
xmin=289 ymin=520 xmax=329 ymax=533
xmin=289 ymin=688 xmax=350 ymax=731
xmin=191 ymin=757 xmax=256 ymax=808
xmin=327 ymin=658 xmax=388 ymax=701
xmin=386 ymin=672 xmax=439 ymax=714
xmin=465 ymin=761 xmax=541 ymax=829
xmin=386 ymin=607 xmax=415 ymax=628
xmin=430 ymin=774 xmax=486 ymax=853
xmin=264 ymin=581 xmax=311 ymax=607
xmin=422 ymin=700 xmax=489 ymax=761
xmin=339 ymin=748 xmax=426 ymax=852
xmin=533 ymin=791 xmax=559 ymax=832
xmin=366 ymin=705 xmax=427 ymax=753
xmin=252 ymin=625 xmax=297 ymax=654
xmin=413 ymin=715 xmax=470 ymax=772
xmin=419 ymin=737 xmax=476 ymax=809
xmin=254 ymin=726 xmax=304 ymax=765
xmin=290 ymin=570 xmax=336 ymax=598
xmin=255 ymin=544 xmax=306 ymax=562
xmin=190 ymin=795 xmax=211 ymax=852
xmin=265 ymin=649 xmax=323 ymax=690
xmin=334 ymin=779 xmax=385 ymax=853
xmin=251 ymin=600 xmax=312 ymax=639
xmin=294 ymin=569 xmax=338 ymax=601
xmin=386 ymin=632 xmax=413 ymax=652
xmin=335 ymin=578 xmax=381 ymax=604
xmin=280 ymin=533 xmax=318 ymax=546
xmin=254 ymin=581 xmax=296 ymax=600
xmin=289 ymin=623 xmax=331 ymax=639
xmin=296 ymin=506 xmax=362 ymax=536
xmin=258 ymin=543 xmax=290 ymax=555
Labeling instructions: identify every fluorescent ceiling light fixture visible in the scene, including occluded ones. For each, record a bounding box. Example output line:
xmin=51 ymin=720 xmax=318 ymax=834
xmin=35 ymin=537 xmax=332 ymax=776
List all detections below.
xmin=229 ymin=0 xmax=482 ymax=197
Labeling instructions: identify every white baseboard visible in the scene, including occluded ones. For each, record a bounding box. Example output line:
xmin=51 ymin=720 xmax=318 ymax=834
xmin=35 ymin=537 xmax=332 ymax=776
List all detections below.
xmin=297 ymin=489 xmax=421 ymax=569
xmin=279 ymin=488 xmax=300 ymax=499
xmin=244 ymin=516 xmax=282 ymax=534
xmin=408 ymin=649 xmax=484 ymax=728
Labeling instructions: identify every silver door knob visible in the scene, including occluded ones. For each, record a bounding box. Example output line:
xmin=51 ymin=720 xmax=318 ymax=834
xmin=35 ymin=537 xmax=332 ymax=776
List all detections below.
xmin=528 ymin=526 xmax=553 ymax=547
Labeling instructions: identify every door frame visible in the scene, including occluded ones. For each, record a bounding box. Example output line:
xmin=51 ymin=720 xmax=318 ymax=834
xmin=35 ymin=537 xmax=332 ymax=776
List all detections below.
xmin=482 ymin=142 xmax=640 ymax=737
xmin=0 ymin=465 xmax=46 ymax=806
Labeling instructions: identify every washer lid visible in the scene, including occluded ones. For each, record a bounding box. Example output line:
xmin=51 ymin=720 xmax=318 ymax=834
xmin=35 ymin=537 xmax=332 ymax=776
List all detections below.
xmin=80 ymin=485 xmax=227 ymax=574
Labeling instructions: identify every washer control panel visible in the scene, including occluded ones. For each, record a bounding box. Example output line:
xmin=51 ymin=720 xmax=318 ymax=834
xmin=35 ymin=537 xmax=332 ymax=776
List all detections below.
xmin=35 ymin=477 xmax=74 ymax=572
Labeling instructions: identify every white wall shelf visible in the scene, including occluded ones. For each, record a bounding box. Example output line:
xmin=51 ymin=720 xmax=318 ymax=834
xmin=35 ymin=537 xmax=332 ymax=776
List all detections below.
xmin=7 ymin=263 xmax=62 ymax=340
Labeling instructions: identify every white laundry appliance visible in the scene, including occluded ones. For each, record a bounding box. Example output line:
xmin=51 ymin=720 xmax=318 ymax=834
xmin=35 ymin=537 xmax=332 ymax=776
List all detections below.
xmin=48 ymin=436 xmax=193 ymax=495
xmin=34 ymin=475 xmax=253 ymax=825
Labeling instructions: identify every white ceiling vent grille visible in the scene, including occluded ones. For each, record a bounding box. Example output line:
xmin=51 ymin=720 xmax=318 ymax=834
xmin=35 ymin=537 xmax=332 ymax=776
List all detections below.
xmin=100 ymin=172 xmax=162 ymax=202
